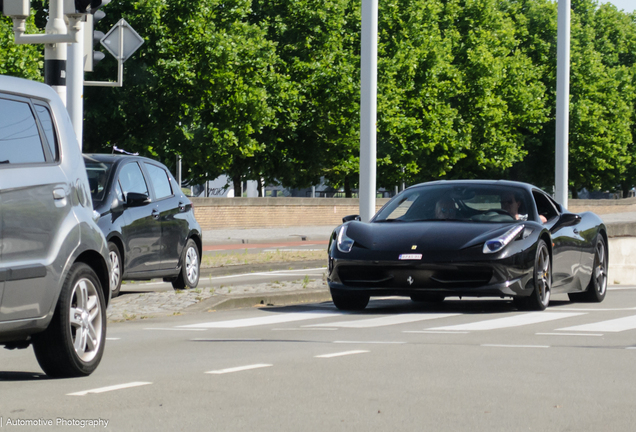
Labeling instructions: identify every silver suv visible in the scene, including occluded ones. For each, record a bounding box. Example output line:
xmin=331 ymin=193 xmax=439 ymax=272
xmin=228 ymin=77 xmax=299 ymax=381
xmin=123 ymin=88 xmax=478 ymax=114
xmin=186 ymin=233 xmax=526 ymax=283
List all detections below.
xmin=0 ymin=76 xmax=111 ymax=377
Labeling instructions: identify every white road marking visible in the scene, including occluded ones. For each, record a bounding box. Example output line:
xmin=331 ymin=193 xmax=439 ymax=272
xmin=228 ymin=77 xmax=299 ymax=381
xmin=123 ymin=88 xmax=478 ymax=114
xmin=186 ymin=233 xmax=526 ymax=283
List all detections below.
xmin=315 ymin=350 xmax=369 ymax=358
xmin=536 ymin=332 xmax=603 ymax=337
xmin=306 ymin=313 xmax=459 ymax=328
xmin=333 ymin=341 xmax=406 ymax=344
xmin=403 ymin=330 xmax=469 ymax=334
xmin=557 ymin=314 xmax=636 ymax=332
xmin=105 ymin=337 xmax=120 ymax=340
xmin=558 ymin=307 xmax=636 ymax=311
xmin=482 ymin=344 xmax=550 ymax=348
xmin=145 ymin=328 xmax=207 ymax=331
xmin=179 ymin=312 xmax=342 ymax=329
xmin=626 ymin=347 xmax=636 ymax=350
xmin=67 ymin=382 xmax=152 ymax=396
xmin=206 ymin=364 xmax=272 ymax=374
xmin=271 ymin=328 xmax=338 ymax=331
xmin=428 ymin=312 xmax=585 ymax=331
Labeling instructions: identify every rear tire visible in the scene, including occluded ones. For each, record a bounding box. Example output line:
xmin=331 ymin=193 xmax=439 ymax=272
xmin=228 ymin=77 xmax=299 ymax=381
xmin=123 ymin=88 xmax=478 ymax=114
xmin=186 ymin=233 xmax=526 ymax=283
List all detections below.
xmin=32 ymin=263 xmax=106 ymax=378
xmin=568 ymin=236 xmax=607 ymax=303
xmin=108 ymin=242 xmax=122 ymax=298
xmin=172 ymin=239 xmax=200 ymax=290
xmin=526 ymin=240 xmax=551 ymax=311
xmin=330 ymin=289 xmax=369 ymax=311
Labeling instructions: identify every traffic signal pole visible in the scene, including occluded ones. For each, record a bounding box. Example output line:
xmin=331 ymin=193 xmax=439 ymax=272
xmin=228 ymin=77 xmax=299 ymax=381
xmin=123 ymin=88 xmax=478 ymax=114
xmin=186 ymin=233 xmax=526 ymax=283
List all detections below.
xmin=555 ymin=0 xmax=571 ymax=208
xmin=67 ymin=22 xmax=84 ymax=146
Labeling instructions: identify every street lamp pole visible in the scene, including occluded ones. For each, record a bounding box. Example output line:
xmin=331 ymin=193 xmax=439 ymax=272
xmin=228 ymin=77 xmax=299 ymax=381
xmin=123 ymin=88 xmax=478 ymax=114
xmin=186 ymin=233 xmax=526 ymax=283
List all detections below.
xmin=359 ymin=0 xmax=378 ymax=222
xmin=555 ymin=0 xmax=571 ymax=208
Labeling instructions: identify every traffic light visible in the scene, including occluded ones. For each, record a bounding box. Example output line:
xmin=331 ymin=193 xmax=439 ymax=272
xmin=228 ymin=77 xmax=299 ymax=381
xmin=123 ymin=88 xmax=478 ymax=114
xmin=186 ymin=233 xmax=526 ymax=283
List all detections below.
xmin=74 ymin=0 xmax=108 ymax=14
xmin=83 ymin=1 xmax=110 ymax=72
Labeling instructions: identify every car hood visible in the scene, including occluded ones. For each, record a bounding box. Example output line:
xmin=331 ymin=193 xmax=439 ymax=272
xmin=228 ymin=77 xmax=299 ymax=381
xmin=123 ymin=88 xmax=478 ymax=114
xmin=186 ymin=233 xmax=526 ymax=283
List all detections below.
xmin=345 ymin=220 xmax=521 ymax=252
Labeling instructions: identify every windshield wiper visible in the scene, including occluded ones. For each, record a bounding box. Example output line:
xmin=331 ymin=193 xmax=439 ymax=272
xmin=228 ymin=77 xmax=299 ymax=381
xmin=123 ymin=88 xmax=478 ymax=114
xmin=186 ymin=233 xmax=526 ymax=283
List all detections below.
xmin=374 ymin=218 xmax=406 ymax=223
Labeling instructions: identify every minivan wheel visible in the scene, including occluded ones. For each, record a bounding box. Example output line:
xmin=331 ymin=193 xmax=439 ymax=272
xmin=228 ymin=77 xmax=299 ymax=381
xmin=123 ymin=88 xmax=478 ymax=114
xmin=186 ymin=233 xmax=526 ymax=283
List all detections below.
xmin=32 ymin=263 xmax=106 ymax=378
xmin=108 ymin=242 xmax=122 ymax=297
xmin=172 ymin=239 xmax=200 ymax=290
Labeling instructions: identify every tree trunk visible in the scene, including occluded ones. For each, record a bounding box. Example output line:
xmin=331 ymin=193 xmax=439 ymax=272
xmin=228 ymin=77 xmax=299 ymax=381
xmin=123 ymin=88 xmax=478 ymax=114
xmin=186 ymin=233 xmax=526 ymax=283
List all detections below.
xmin=344 ymin=176 xmax=352 ymax=198
xmin=232 ymin=175 xmax=242 ymax=198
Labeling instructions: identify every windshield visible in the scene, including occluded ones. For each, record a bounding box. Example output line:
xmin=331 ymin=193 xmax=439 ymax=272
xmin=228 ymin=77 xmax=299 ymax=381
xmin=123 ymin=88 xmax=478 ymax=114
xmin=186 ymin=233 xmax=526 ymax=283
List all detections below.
xmin=85 ymin=161 xmax=113 ymax=202
xmin=373 ymin=184 xmax=533 ymax=223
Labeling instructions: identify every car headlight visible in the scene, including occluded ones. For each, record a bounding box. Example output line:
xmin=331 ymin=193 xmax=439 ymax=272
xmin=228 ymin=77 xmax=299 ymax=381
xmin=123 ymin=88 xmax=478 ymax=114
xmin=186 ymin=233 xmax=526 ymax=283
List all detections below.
xmin=337 ymin=225 xmax=355 ymax=253
xmin=483 ymin=225 xmax=524 ymax=254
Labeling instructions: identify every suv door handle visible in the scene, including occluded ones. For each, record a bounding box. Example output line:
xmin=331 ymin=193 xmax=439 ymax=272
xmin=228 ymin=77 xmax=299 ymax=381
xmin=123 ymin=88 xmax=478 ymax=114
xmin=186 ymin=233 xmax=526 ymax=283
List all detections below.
xmin=151 ymin=209 xmax=160 ymax=220
xmin=178 ymin=201 xmax=186 ymax=212
xmin=53 ymin=188 xmax=66 ymax=200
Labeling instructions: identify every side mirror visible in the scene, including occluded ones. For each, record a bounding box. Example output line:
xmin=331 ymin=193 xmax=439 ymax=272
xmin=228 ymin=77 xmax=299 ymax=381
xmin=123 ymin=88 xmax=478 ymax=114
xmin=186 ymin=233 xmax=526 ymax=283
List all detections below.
xmin=552 ymin=213 xmax=581 ymax=230
xmin=126 ymin=192 xmax=150 ymax=207
xmin=342 ymin=215 xmax=361 ymax=223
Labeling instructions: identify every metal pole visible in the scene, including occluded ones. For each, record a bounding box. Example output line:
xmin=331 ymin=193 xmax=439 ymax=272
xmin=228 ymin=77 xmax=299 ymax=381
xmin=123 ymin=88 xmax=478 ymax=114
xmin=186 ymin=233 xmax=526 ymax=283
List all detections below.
xmin=176 ymin=155 xmax=182 ymax=188
xmin=359 ymin=0 xmax=378 ymax=222
xmin=555 ymin=0 xmax=571 ymax=208
xmin=66 ymin=21 xmax=84 ymax=147
xmin=44 ymin=0 xmax=68 ymax=104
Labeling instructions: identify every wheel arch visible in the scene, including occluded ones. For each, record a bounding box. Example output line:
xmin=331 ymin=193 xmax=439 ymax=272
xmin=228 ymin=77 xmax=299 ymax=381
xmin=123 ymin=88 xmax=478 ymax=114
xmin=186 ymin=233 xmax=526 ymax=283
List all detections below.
xmin=74 ymin=250 xmax=111 ymax=307
xmin=106 ymin=234 xmax=125 ymax=275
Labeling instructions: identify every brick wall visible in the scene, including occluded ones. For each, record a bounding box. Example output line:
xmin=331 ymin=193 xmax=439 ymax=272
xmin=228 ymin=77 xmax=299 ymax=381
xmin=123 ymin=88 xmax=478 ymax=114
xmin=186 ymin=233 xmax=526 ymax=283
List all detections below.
xmin=191 ymin=196 xmax=636 ymax=230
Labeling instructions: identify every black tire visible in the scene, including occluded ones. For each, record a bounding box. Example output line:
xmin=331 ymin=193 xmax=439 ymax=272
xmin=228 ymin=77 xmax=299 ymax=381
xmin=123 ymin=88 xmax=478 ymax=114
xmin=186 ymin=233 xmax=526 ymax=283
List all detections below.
xmin=172 ymin=239 xmax=200 ymax=290
xmin=32 ymin=263 xmax=107 ymax=378
xmin=410 ymin=294 xmax=445 ymax=303
xmin=526 ymin=240 xmax=551 ymax=311
xmin=108 ymin=242 xmax=122 ymax=298
xmin=330 ymin=289 xmax=369 ymax=311
xmin=568 ymin=236 xmax=608 ymax=303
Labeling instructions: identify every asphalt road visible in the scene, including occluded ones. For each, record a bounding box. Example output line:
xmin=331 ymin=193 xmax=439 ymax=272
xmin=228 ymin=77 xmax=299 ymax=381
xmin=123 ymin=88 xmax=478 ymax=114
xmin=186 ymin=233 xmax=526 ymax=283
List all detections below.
xmin=1 ymin=287 xmax=636 ymax=431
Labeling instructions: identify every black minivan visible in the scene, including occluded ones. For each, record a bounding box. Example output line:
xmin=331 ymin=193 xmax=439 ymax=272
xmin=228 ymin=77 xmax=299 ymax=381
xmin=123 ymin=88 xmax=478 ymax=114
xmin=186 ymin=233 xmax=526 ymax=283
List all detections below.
xmin=84 ymin=154 xmax=202 ymax=297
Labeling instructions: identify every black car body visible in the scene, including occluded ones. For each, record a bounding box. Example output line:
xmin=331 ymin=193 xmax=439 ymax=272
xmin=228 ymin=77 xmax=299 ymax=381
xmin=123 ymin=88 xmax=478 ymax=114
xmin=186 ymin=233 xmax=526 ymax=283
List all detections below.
xmin=328 ymin=180 xmax=608 ymax=311
xmin=83 ymin=154 xmax=202 ymax=296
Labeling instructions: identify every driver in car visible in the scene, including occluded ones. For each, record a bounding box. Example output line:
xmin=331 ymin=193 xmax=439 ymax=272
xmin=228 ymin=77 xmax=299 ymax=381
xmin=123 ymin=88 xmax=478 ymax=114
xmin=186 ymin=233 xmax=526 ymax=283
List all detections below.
xmin=501 ymin=191 xmax=547 ymax=223
xmin=435 ymin=198 xmax=457 ymax=220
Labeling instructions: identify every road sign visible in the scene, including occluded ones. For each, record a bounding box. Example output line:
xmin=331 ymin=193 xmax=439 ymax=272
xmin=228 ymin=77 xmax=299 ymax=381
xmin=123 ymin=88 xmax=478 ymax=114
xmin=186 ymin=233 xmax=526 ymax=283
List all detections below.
xmin=100 ymin=18 xmax=143 ymax=62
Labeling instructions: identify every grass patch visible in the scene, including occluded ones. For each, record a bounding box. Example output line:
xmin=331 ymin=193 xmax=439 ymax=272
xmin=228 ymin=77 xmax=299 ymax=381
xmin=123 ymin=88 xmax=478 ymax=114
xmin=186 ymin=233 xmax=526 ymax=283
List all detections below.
xmin=201 ymin=249 xmax=327 ymax=268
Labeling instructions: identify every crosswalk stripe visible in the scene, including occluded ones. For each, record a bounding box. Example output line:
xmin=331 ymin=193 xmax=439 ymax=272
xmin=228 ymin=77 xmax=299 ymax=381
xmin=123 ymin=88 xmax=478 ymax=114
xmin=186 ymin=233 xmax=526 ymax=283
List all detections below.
xmin=557 ymin=314 xmax=636 ymax=332
xmin=428 ymin=312 xmax=585 ymax=331
xmin=178 ymin=311 xmax=343 ymax=329
xmin=306 ymin=313 xmax=459 ymax=328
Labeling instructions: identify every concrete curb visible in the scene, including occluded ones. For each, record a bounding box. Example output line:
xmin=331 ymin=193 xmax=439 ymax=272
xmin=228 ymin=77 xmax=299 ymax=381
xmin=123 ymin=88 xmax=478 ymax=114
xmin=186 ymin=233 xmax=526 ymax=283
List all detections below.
xmin=182 ymin=289 xmax=332 ymax=313
xmin=199 ymin=260 xmax=327 ymax=277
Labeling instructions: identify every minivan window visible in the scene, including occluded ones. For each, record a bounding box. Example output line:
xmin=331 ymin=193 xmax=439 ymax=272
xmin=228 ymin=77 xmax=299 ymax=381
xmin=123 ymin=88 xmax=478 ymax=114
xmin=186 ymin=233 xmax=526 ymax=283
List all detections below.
xmin=119 ymin=162 xmax=148 ymax=197
xmin=145 ymin=163 xmax=173 ymax=199
xmin=34 ymin=104 xmax=58 ymax=161
xmin=0 ymin=98 xmax=46 ymax=164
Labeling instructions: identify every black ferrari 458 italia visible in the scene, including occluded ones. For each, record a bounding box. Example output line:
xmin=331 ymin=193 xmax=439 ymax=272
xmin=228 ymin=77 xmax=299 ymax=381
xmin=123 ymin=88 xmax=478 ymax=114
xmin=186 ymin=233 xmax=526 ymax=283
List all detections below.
xmin=327 ymin=180 xmax=608 ymax=311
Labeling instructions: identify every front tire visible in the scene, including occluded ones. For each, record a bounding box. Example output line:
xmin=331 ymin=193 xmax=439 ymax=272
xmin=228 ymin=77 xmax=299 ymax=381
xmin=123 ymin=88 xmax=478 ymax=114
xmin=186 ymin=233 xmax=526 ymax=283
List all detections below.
xmin=526 ymin=240 xmax=551 ymax=311
xmin=330 ymin=289 xmax=369 ymax=311
xmin=569 ymin=236 xmax=608 ymax=303
xmin=172 ymin=239 xmax=200 ymax=290
xmin=32 ymin=263 xmax=107 ymax=378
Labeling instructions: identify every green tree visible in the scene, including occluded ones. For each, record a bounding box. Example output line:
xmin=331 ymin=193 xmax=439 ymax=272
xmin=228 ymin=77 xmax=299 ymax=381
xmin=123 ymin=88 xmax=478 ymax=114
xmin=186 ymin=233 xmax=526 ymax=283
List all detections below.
xmin=0 ymin=13 xmax=43 ymax=80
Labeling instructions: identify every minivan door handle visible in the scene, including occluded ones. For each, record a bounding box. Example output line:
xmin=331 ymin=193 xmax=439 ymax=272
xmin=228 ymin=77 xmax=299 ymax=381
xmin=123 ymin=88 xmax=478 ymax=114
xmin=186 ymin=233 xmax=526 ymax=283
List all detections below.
xmin=151 ymin=209 xmax=160 ymax=220
xmin=178 ymin=201 xmax=186 ymax=212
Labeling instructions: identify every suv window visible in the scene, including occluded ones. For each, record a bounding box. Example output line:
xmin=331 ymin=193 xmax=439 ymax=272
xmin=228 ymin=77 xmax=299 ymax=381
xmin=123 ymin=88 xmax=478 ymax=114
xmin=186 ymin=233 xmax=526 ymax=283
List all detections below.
xmin=0 ymin=97 xmax=46 ymax=164
xmin=119 ymin=162 xmax=148 ymax=197
xmin=34 ymin=104 xmax=58 ymax=161
xmin=145 ymin=163 xmax=173 ymax=199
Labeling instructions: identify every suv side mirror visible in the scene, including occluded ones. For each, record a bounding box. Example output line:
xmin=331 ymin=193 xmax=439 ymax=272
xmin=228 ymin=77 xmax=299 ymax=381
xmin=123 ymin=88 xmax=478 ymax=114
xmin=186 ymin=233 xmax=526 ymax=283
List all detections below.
xmin=126 ymin=192 xmax=150 ymax=207
xmin=342 ymin=215 xmax=361 ymax=223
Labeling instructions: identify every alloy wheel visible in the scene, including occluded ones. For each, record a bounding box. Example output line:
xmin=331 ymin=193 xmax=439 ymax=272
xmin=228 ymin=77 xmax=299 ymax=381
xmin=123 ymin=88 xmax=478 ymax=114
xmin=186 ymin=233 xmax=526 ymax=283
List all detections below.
xmin=69 ymin=278 xmax=103 ymax=363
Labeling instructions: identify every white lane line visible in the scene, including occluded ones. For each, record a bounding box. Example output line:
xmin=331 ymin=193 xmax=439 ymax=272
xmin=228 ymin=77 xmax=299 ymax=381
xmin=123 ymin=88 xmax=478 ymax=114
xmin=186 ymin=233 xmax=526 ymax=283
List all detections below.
xmin=306 ymin=313 xmax=459 ymax=328
xmin=626 ymin=347 xmax=636 ymax=350
xmin=179 ymin=311 xmax=343 ymax=329
xmin=315 ymin=350 xmax=369 ymax=358
xmin=608 ymin=286 xmax=636 ymax=291
xmin=536 ymin=332 xmax=603 ymax=337
xmin=558 ymin=307 xmax=636 ymax=311
xmin=206 ymin=364 xmax=272 ymax=375
xmin=482 ymin=344 xmax=550 ymax=349
xmin=403 ymin=330 xmax=469 ymax=334
xmin=145 ymin=328 xmax=207 ymax=331
xmin=105 ymin=337 xmax=120 ymax=340
xmin=558 ymin=314 xmax=636 ymax=333
xmin=271 ymin=328 xmax=338 ymax=331
xmin=67 ymin=382 xmax=152 ymax=396
xmin=428 ymin=312 xmax=585 ymax=331
xmin=333 ymin=341 xmax=406 ymax=344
